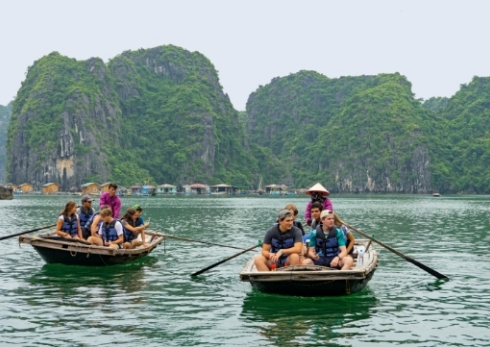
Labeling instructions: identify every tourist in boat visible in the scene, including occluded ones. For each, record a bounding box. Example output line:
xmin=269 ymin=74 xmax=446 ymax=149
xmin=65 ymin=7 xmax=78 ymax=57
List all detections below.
xmin=254 ymin=210 xmax=303 ymax=271
xmin=304 ymin=183 xmax=333 ymax=226
xmin=132 ymin=204 xmax=145 ymax=226
xmin=87 ymin=207 xmax=126 ymax=249
xmin=55 ymin=200 xmax=83 ymax=239
xmin=334 ymin=212 xmax=355 ymax=256
xmin=121 ymin=207 xmax=150 ymax=248
xmin=309 ymin=202 xmax=323 ymax=230
xmin=284 ymin=203 xmax=305 ymax=235
xmin=99 ymin=183 xmax=121 ymax=218
xmin=308 ymin=210 xmax=353 ymax=270
xmin=77 ymin=195 xmax=95 ymax=239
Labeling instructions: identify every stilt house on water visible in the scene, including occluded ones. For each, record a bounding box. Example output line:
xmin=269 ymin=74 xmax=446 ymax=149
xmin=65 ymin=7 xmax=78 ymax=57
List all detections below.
xmin=157 ymin=184 xmax=176 ymax=194
xmin=210 ymin=184 xmax=233 ymax=194
xmin=43 ymin=183 xmax=60 ymax=195
xmin=81 ymin=182 xmax=99 ymax=195
xmin=19 ymin=183 xmax=33 ymax=193
xmin=264 ymin=184 xmax=288 ymax=195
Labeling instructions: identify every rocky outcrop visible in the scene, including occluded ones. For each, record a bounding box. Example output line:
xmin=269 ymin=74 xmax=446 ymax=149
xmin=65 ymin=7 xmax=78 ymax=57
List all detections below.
xmin=7 ymin=46 xmax=256 ymax=189
xmin=0 ymin=185 xmax=13 ymax=199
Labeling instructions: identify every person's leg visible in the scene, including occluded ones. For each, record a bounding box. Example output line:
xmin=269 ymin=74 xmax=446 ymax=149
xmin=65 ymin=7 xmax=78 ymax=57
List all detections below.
xmin=301 ymin=257 xmax=314 ymax=265
xmin=87 ymin=236 xmax=103 ymax=245
xmin=340 ymin=255 xmax=354 ymax=270
xmin=254 ymin=254 xmax=270 ymax=271
xmin=131 ymin=240 xmax=142 ymax=248
xmin=287 ymin=253 xmax=300 ymax=266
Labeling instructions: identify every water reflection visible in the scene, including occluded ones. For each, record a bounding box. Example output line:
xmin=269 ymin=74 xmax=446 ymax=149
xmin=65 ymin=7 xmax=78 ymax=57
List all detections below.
xmin=240 ymin=290 xmax=378 ymax=346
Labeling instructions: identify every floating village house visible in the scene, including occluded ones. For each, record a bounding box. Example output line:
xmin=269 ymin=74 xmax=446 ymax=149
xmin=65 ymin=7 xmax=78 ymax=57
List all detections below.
xmin=100 ymin=182 xmax=111 ymax=193
xmin=130 ymin=184 xmax=143 ymax=195
xmin=210 ymin=183 xmax=233 ymax=194
xmin=43 ymin=183 xmax=60 ymax=195
xmin=10 ymin=184 xmax=18 ymax=191
xmin=81 ymin=182 xmax=99 ymax=195
xmin=19 ymin=183 xmax=33 ymax=193
xmin=157 ymin=184 xmax=176 ymax=194
xmin=265 ymin=184 xmax=288 ymax=195
xmin=182 ymin=183 xmax=210 ymax=194
xmin=142 ymin=185 xmax=156 ymax=195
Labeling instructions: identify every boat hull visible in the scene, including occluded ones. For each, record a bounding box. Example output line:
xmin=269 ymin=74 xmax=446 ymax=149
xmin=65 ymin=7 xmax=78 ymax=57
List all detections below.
xmin=239 ymin=239 xmax=378 ymax=297
xmin=19 ymin=232 xmax=164 ymax=267
xmin=31 ymin=245 xmax=153 ymax=266
xmin=249 ymin=268 xmax=376 ymax=296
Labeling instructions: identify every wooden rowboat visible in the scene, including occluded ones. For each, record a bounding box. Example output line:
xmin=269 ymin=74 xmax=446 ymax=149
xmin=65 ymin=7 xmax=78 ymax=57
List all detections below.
xmin=18 ymin=231 xmax=164 ymax=266
xmin=239 ymin=239 xmax=378 ymax=296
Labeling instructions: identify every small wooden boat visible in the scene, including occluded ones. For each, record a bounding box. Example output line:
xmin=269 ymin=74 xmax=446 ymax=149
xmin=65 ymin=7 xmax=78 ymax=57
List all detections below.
xmin=19 ymin=231 xmax=164 ymax=266
xmin=432 ymin=193 xmax=441 ymax=197
xmin=239 ymin=239 xmax=378 ymax=296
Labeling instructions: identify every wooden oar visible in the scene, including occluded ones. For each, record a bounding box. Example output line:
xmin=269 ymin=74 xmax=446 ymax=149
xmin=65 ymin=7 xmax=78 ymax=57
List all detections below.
xmin=0 ymin=223 xmax=57 ymax=242
xmin=191 ymin=244 xmax=259 ymax=277
xmin=338 ymin=217 xmax=448 ymax=280
xmin=162 ymin=234 xmax=246 ymax=250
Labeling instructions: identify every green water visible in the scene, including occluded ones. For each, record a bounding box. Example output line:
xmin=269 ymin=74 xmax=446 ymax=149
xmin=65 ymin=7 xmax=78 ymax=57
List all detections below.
xmin=0 ymin=194 xmax=489 ymax=346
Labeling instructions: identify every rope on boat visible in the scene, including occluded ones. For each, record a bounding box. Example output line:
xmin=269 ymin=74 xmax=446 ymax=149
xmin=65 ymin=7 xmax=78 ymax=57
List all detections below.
xmin=70 ymin=244 xmax=79 ymax=257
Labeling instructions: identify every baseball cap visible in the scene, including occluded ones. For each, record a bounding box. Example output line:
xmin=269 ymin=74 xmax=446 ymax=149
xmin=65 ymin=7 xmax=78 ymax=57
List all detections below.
xmin=82 ymin=194 xmax=93 ymax=202
xmin=277 ymin=209 xmax=292 ymax=220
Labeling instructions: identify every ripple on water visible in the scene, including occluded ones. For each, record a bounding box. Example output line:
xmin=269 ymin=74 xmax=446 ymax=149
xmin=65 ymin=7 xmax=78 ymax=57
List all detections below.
xmin=1 ymin=195 xmax=490 ymax=346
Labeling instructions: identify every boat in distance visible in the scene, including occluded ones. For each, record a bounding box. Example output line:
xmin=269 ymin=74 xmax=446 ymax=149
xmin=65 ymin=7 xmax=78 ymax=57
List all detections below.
xmin=239 ymin=239 xmax=378 ymax=296
xmin=19 ymin=231 xmax=164 ymax=266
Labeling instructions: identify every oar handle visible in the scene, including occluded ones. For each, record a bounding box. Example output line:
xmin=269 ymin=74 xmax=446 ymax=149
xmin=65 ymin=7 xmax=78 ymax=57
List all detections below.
xmin=191 ymin=244 xmax=259 ymax=277
xmin=0 ymin=223 xmax=57 ymax=242
xmin=162 ymin=234 xmax=246 ymax=250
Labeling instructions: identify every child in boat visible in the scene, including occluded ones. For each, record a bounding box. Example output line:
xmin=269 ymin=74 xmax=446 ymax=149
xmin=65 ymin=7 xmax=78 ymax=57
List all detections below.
xmin=121 ymin=207 xmax=150 ymax=248
xmin=81 ymin=204 xmax=110 ymax=240
xmin=87 ymin=206 xmax=127 ymax=249
xmin=255 ymin=210 xmax=303 ymax=271
xmin=56 ymin=200 xmax=83 ymax=239
xmin=307 ymin=210 xmax=353 ymax=270
xmin=304 ymin=183 xmax=333 ymax=226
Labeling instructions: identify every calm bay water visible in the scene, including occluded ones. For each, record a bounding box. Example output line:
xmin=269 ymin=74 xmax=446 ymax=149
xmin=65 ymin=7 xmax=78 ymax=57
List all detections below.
xmin=0 ymin=194 xmax=489 ymax=346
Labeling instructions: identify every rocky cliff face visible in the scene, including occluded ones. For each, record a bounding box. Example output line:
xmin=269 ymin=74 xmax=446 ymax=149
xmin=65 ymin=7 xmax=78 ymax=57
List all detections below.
xmin=0 ymin=102 xmax=12 ymax=183
xmin=246 ymin=72 xmax=437 ymax=192
xmin=7 ymin=53 xmax=120 ymax=191
xmin=7 ymin=46 xmax=256 ymax=189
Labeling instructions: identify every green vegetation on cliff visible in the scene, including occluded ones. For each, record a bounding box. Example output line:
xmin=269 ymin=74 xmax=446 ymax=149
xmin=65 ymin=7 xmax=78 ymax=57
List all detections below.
xmin=0 ymin=102 xmax=12 ymax=182
xmin=8 ymin=46 xmax=490 ymax=193
xmin=439 ymin=76 xmax=490 ymax=193
xmin=246 ymin=71 xmax=451 ymax=192
xmin=7 ymin=46 xmax=257 ymax=189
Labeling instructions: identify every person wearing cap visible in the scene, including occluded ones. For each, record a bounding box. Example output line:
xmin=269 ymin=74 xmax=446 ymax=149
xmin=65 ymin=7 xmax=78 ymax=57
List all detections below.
xmin=308 ymin=210 xmax=353 ymax=270
xmin=254 ymin=210 xmax=304 ymax=271
xmin=304 ymin=183 xmax=333 ymax=226
xmin=284 ymin=203 xmax=305 ymax=235
xmin=77 ymin=195 xmax=95 ymax=239
xmin=99 ymin=183 xmax=121 ymax=219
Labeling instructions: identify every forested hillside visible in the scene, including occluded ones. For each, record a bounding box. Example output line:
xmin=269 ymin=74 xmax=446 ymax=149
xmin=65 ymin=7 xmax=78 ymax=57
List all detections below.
xmin=246 ymin=71 xmax=462 ymax=193
xmin=0 ymin=102 xmax=12 ymax=183
xmin=439 ymin=76 xmax=490 ymax=193
xmin=7 ymin=46 xmax=257 ymax=190
xmin=7 ymin=46 xmax=490 ymax=193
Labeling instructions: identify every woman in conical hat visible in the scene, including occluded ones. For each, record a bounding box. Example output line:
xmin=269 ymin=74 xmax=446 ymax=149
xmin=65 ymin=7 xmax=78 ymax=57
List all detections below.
xmin=304 ymin=183 xmax=333 ymax=226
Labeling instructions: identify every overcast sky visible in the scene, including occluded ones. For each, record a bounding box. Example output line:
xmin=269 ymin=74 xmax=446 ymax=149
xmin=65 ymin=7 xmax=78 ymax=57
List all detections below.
xmin=1 ymin=0 xmax=489 ymax=110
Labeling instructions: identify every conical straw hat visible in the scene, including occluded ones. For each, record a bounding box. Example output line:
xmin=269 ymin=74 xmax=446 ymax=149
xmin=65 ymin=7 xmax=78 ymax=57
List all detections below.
xmin=306 ymin=183 xmax=330 ymax=196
